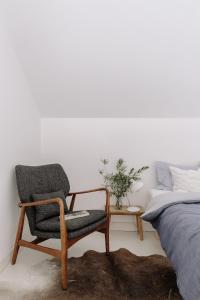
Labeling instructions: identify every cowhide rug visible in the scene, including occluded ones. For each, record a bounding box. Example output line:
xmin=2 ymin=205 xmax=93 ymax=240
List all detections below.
xmin=0 ymin=248 xmax=182 ymax=300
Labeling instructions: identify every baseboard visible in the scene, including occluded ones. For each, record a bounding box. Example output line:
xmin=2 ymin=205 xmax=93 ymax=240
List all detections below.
xmin=0 ymin=221 xmax=31 ymax=273
xmin=110 ymin=220 xmax=154 ymax=232
xmin=0 ymin=251 xmax=12 ymax=273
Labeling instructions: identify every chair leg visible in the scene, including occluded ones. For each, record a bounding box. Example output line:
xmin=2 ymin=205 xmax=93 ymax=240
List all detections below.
xmin=61 ymin=246 xmax=68 ymax=289
xmin=60 ymin=210 xmax=68 ymax=290
xmin=11 ymin=207 xmax=25 ymax=265
xmin=105 ymin=220 xmax=110 ymax=255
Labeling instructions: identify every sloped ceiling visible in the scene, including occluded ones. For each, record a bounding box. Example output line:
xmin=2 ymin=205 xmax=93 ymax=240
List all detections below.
xmin=2 ymin=0 xmax=200 ymax=117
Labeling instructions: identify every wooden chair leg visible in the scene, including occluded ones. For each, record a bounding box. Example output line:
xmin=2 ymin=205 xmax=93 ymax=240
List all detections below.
xmin=60 ymin=210 xmax=68 ymax=289
xmin=61 ymin=247 xmax=68 ymax=289
xmin=11 ymin=207 xmax=25 ymax=265
xmin=105 ymin=220 xmax=110 ymax=255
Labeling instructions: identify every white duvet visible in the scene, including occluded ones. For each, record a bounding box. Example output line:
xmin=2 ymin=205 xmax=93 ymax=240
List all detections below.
xmin=142 ymin=189 xmax=200 ymax=221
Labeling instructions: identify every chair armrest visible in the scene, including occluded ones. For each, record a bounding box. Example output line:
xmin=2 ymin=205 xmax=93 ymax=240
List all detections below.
xmin=18 ymin=198 xmax=64 ymax=210
xmin=68 ymin=187 xmax=109 ymax=196
xmin=68 ymin=188 xmax=110 ymax=215
xmin=18 ymin=198 xmax=67 ymax=235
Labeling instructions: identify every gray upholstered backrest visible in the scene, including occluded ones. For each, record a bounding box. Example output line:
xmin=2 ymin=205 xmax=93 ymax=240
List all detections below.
xmin=15 ymin=164 xmax=70 ymax=234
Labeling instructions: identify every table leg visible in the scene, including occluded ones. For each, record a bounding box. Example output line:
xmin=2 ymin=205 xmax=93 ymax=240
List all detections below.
xmin=136 ymin=215 xmax=139 ymax=236
xmin=137 ymin=216 xmax=144 ymax=241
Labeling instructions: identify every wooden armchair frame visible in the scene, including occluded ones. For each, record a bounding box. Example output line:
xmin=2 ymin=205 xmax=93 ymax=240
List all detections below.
xmin=11 ymin=187 xmax=110 ymax=289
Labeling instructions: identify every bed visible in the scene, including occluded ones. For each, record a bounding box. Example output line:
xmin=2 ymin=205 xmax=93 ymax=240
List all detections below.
xmin=142 ymin=161 xmax=200 ymax=300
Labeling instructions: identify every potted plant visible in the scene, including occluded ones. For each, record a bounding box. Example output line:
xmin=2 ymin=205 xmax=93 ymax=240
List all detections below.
xmin=99 ymin=158 xmax=149 ymax=210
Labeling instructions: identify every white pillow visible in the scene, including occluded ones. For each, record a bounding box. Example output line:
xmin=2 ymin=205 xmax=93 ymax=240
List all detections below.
xmin=150 ymin=189 xmax=170 ymax=198
xmin=169 ymin=166 xmax=200 ymax=192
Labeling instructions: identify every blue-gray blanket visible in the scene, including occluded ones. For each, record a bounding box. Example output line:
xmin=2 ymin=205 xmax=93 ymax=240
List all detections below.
xmin=142 ymin=192 xmax=200 ymax=300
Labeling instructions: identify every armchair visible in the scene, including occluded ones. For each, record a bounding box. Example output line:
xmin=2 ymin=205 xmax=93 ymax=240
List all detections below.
xmin=12 ymin=164 xmax=110 ymax=289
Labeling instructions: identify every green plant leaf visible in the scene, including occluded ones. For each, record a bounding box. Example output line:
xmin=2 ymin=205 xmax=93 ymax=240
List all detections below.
xmin=99 ymin=158 xmax=149 ymax=199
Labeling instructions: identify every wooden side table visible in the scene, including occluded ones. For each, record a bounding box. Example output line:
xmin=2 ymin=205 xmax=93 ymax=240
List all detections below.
xmin=109 ymin=205 xmax=144 ymax=241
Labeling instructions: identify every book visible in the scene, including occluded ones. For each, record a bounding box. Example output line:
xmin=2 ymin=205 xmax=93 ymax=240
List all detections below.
xmin=63 ymin=210 xmax=90 ymax=221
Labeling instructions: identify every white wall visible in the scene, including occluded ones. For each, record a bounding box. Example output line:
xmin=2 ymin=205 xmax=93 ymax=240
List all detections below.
xmin=0 ymin=23 xmax=40 ymax=267
xmin=1 ymin=0 xmax=200 ymax=265
xmin=2 ymin=0 xmax=200 ymax=118
xmin=41 ymin=118 xmax=200 ymax=229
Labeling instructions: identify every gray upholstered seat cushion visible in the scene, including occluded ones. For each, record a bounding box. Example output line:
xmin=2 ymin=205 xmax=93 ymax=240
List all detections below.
xmin=36 ymin=210 xmax=106 ymax=232
xmin=32 ymin=190 xmax=68 ymax=223
xmin=33 ymin=216 xmax=107 ymax=240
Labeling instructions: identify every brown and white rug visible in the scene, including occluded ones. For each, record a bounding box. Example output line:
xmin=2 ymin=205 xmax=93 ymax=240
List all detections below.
xmin=0 ymin=248 xmax=181 ymax=300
